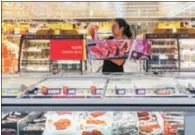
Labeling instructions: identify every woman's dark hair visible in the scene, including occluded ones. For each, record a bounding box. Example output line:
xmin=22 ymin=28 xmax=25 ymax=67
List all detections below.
xmin=114 ymin=18 xmax=132 ymax=38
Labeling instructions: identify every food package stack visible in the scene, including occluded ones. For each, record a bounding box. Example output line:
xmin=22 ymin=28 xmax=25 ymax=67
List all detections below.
xmin=21 ymin=113 xmax=46 ymax=134
xmin=112 ymin=112 xmax=139 ymax=135
xmin=2 ymin=112 xmax=29 ymax=135
xmin=162 ymin=112 xmax=184 ymax=135
xmin=2 ymin=42 xmax=18 ymax=73
xmin=138 ymin=112 xmax=163 ymax=135
xmin=43 ymin=111 xmax=76 ymax=135
xmin=81 ymin=111 xmax=113 ymax=135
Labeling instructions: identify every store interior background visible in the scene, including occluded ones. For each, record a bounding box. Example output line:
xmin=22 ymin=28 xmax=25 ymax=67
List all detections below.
xmin=2 ymin=2 xmax=195 ymax=135
xmin=2 ymin=2 xmax=195 ymax=73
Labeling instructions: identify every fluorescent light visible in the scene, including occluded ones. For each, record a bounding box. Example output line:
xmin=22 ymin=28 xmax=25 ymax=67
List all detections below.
xmin=168 ymin=2 xmax=195 ymax=17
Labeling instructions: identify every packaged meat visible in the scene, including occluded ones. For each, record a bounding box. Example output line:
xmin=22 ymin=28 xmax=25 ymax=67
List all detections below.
xmin=54 ymin=119 xmax=71 ymax=130
xmin=138 ymin=112 xmax=163 ymax=135
xmin=90 ymin=112 xmax=106 ymax=118
xmin=87 ymin=39 xmax=132 ymax=59
xmin=23 ymin=123 xmax=45 ymax=131
xmin=2 ymin=128 xmax=16 ymax=135
xmin=81 ymin=112 xmax=112 ymax=135
xmin=112 ymin=112 xmax=139 ymax=135
xmin=43 ymin=111 xmax=76 ymax=135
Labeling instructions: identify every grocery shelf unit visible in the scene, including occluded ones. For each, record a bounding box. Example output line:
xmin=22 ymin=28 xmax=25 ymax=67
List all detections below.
xmin=178 ymin=34 xmax=195 ymax=72
xmin=18 ymin=35 xmax=83 ymax=73
xmin=145 ymin=34 xmax=180 ymax=72
xmin=2 ymin=73 xmax=195 ymax=135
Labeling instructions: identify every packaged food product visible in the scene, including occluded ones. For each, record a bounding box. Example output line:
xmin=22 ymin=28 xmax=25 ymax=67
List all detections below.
xmin=112 ymin=112 xmax=139 ymax=135
xmin=43 ymin=111 xmax=76 ymax=135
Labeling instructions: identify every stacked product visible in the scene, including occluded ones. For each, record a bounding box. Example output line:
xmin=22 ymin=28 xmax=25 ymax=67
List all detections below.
xmin=2 ymin=112 xmax=29 ymax=135
xmin=149 ymin=39 xmax=179 ymax=71
xmin=21 ymin=114 xmax=46 ymax=135
xmin=43 ymin=111 xmax=76 ymax=135
xmin=112 ymin=112 xmax=139 ymax=135
xmin=21 ymin=40 xmax=50 ymax=71
xmin=2 ymin=38 xmax=18 ymax=73
xmin=162 ymin=112 xmax=184 ymax=135
xmin=179 ymin=39 xmax=195 ymax=70
xmin=81 ymin=111 xmax=112 ymax=135
xmin=138 ymin=112 xmax=163 ymax=135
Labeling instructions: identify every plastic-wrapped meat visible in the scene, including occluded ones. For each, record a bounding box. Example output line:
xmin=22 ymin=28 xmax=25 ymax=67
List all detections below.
xmin=88 ymin=46 xmax=108 ymax=58
xmin=2 ymin=128 xmax=16 ymax=135
xmin=105 ymin=40 xmax=118 ymax=57
xmin=96 ymin=45 xmax=109 ymax=57
xmin=112 ymin=112 xmax=139 ymax=135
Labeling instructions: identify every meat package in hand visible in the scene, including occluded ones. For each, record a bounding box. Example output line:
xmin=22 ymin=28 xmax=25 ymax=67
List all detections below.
xmin=88 ymin=46 xmax=109 ymax=58
xmin=88 ymin=40 xmax=131 ymax=59
xmin=105 ymin=40 xmax=118 ymax=57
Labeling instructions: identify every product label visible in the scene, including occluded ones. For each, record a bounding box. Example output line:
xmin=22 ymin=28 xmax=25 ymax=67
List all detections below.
xmin=68 ymin=88 xmax=76 ymax=95
xmin=50 ymin=39 xmax=85 ymax=60
xmin=136 ymin=89 xmax=146 ymax=95
xmin=48 ymin=89 xmax=61 ymax=95
xmin=116 ymin=89 xmax=126 ymax=95
xmin=96 ymin=88 xmax=103 ymax=95
xmin=5 ymin=89 xmax=20 ymax=95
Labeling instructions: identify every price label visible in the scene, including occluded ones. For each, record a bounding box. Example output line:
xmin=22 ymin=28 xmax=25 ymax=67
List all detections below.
xmin=12 ymin=89 xmax=20 ymax=94
xmin=48 ymin=89 xmax=61 ymax=95
xmin=6 ymin=89 xmax=19 ymax=95
xmin=96 ymin=88 xmax=103 ymax=95
xmin=116 ymin=89 xmax=126 ymax=95
xmin=136 ymin=89 xmax=146 ymax=95
xmin=68 ymin=88 xmax=76 ymax=95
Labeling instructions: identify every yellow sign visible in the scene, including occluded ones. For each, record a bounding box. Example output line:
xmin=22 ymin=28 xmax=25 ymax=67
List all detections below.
xmin=158 ymin=22 xmax=180 ymax=29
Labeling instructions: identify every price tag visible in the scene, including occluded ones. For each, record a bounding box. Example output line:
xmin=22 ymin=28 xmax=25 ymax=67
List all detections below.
xmin=116 ymin=89 xmax=126 ymax=95
xmin=96 ymin=88 xmax=103 ymax=95
xmin=48 ymin=89 xmax=61 ymax=95
xmin=6 ymin=89 xmax=19 ymax=95
xmin=68 ymin=88 xmax=76 ymax=95
xmin=12 ymin=89 xmax=20 ymax=94
xmin=159 ymin=54 xmax=168 ymax=59
xmin=136 ymin=89 xmax=146 ymax=95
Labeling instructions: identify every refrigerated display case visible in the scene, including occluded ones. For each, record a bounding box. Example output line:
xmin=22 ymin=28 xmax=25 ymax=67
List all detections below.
xmin=145 ymin=34 xmax=179 ymax=72
xmin=2 ymin=73 xmax=49 ymax=98
xmin=2 ymin=73 xmax=195 ymax=135
xmin=178 ymin=34 xmax=195 ymax=71
xmin=18 ymin=35 xmax=83 ymax=73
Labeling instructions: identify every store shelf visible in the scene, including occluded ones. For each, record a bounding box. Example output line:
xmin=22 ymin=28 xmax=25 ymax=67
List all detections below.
xmin=2 ymin=97 xmax=195 ymax=112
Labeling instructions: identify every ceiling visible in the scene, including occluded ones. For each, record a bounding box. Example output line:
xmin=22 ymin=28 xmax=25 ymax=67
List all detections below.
xmin=2 ymin=2 xmax=195 ymax=21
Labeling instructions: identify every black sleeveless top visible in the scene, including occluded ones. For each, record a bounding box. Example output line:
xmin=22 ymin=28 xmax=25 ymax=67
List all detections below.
xmin=102 ymin=36 xmax=124 ymax=73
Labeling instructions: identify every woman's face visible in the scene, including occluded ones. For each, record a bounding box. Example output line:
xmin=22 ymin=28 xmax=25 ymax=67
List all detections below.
xmin=112 ymin=21 xmax=123 ymax=37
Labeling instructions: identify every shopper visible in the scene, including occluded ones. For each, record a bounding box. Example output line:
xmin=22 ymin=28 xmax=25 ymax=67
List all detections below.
xmin=102 ymin=18 xmax=132 ymax=73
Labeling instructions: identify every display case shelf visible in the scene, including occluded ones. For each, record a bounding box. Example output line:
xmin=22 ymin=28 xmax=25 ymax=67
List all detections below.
xmin=2 ymin=97 xmax=195 ymax=112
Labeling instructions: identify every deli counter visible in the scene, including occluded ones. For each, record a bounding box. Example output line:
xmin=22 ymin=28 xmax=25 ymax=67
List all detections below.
xmin=2 ymin=72 xmax=195 ymax=135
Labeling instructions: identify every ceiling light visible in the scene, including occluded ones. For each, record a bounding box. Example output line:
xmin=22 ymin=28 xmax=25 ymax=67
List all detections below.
xmin=167 ymin=2 xmax=195 ymax=17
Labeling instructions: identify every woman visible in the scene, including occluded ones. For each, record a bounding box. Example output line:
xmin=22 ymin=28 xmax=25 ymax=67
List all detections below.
xmin=102 ymin=18 xmax=132 ymax=73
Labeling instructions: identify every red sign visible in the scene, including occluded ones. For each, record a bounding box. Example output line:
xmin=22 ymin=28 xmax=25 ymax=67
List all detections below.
xmin=50 ymin=40 xmax=84 ymax=60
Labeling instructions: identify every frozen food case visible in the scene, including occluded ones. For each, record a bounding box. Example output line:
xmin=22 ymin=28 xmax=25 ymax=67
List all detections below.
xmin=2 ymin=73 xmax=195 ymax=135
xmin=2 ymin=73 xmax=49 ymax=98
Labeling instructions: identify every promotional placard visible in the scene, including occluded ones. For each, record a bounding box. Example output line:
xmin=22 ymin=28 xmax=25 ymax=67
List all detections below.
xmin=50 ymin=39 xmax=85 ymax=60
